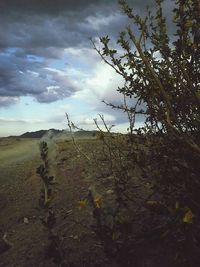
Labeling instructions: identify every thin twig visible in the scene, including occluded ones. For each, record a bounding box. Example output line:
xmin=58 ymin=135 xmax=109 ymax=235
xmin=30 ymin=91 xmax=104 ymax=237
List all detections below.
xmin=65 ymin=113 xmax=91 ymax=161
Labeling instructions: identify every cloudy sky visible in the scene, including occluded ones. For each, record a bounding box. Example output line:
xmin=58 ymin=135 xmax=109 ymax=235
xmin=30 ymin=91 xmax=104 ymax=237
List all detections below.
xmin=0 ymin=0 xmax=172 ymax=137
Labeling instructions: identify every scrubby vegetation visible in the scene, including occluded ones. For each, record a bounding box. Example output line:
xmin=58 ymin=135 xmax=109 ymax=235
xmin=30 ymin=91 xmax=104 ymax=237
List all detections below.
xmin=1 ymin=0 xmax=200 ymax=266
xmin=68 ymin=0 xmax=200 ymax=266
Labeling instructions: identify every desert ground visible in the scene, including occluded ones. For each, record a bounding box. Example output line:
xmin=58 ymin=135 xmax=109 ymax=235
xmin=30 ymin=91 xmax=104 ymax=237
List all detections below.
xmin=0 ymin=134 xmax=199 ymax=267
xmin=0 ymin=136 xmax=109 ymax=267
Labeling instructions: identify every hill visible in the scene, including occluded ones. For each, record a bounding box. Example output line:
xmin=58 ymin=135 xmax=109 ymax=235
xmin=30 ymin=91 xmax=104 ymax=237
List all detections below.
xmin=20 ymin=129 xmax=64 ymax=138
xmin=18 ymin=129 xmax=98 ymax=139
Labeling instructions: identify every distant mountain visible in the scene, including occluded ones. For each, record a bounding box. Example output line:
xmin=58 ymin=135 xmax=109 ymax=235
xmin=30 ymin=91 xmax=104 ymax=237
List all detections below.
xmin=19 ymin=129 xmax=98 ymax=139
xmin=20 ymin=129 xmax=64 ymax=138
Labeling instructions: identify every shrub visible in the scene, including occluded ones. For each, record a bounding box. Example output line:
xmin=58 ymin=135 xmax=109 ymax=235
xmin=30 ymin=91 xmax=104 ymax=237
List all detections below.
xmin=83 ymin=0 xmax=200 ymax=266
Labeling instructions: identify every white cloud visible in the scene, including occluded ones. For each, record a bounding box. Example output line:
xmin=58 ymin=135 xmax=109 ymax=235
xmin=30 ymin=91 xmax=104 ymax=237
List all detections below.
xmin=81 ymin=12 xmax=124 ymax=31
xmin=71 ymin=59 xmax=124 ymax=104
xmin=0 ymin=96 xmax=20 ymax=107
xmin=0 ymin=117 xmax=44 ymax=124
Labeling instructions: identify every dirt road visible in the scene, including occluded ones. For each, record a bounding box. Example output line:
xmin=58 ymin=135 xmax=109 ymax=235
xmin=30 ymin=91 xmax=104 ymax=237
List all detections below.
xmin=0 ymin=138 xmax=39 ymax=167
xmin=0 ymin=138 xmax=49 ymax=266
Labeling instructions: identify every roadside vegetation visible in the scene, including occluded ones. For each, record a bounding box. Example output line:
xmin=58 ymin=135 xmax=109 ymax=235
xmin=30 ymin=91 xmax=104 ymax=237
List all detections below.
xmin=0 ymin=0 xmax=200 ymax=266
xmin=67 ymin=0 xmax=200 ymax=265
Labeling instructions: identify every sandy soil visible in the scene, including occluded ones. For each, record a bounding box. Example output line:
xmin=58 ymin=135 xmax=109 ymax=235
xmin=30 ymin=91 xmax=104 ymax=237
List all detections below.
xmin=0 ymin=138 xmax=107 ymax=267
xmin=1 ymin=137 xmax=199 ymax=267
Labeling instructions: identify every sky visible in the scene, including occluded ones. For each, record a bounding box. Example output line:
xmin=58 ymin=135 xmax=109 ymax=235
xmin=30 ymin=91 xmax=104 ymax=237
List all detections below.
xmin=0 ymin=0 xmax=172 ymax=137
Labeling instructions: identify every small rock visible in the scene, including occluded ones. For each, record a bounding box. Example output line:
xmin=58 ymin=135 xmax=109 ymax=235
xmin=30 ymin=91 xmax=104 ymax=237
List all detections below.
xmin=23 ymin=217 xmax=29 ymax=224
xmin=63 ymin=210 xmax=73 ymax=218
xmin=69 ymin=234 xmax=79 ymax=240
xmin=0 ymin=233 xmax=12 ymax=254
xmin=106 ymin=189 xmax=114 ymax=195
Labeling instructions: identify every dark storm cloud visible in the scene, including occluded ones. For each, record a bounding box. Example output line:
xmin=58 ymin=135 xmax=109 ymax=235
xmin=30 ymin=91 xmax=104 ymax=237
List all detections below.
xmin=0 ymin=1 xmax=127 ymax=50
xmin=0 ymin=0 xmax=157 ymax=14
xmin=0 ymin=0 xmax=112 ymax=14
xmin=0 ymin=50 xmax=78 ymax=104
xmin=0 ymin=0 xmax=172 ymax=107
xmin=0 ymin=0 xmax=159 ymax=50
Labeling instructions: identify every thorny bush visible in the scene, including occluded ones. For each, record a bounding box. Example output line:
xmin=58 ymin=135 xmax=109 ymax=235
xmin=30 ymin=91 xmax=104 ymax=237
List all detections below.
xmin=70 ymin=0 xmax=200 ymax=266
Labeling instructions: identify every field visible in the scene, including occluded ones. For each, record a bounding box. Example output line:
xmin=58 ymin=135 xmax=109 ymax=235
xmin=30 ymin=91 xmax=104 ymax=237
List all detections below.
xmin=0 ymin=135 xmax=121 ymax=267
xmin=0 ymin=135 xmax=199 ymax=267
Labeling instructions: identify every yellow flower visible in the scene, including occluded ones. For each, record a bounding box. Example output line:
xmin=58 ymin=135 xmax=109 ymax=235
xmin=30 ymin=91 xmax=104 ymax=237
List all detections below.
xmin=185 ymin=20 xmax=193 ymax=28
xmin=183 ymin=209 xmax=194 ymax=224
xmin=79 ymin=199 xmax=87 ymax=209
xmin=94 ymin=196 xmax=102 ymax=208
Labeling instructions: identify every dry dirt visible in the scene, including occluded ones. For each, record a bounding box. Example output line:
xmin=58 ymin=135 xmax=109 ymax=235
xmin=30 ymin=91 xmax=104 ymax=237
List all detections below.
xmin=0 ymin=137 xmax=108 ymax=267
xmin=1 ymin=137 xmax=199 ymax=267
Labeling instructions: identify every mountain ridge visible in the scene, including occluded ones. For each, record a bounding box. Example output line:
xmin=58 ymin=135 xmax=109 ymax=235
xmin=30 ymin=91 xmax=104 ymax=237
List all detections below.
xmin=19 ymin=129 xmax=65 ymax=138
